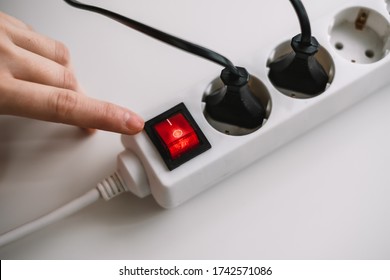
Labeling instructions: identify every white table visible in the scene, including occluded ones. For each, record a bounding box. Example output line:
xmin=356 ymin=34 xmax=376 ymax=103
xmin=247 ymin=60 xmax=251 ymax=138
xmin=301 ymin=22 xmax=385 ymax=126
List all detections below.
xmin=1 ymin=0 xmax=389 ymax=259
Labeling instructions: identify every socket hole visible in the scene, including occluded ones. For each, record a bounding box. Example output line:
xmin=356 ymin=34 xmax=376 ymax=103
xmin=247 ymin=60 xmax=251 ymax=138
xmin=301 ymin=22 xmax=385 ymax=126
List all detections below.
xmin=202 ymin=75 xmax=272 ymax=136
xmin=329 ymin=7 xmax=390 ymax=64
xmin=335 ymin=42 xmax=344 ymax=50
xmin=267 ymin=41 xmax=335 ymax=99
xmin=365 ymin=49 xmax=375 ymax=58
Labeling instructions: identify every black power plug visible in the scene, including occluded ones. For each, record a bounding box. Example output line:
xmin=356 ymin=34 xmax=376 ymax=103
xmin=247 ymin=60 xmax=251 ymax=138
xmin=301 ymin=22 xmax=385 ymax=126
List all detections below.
xmin=268 ymin=0 xmax=329 ymax=96
xmin=268 ymin=34 xmax=329 ymax=95
xmin=204 ymin=67 xmax=266 ymax=129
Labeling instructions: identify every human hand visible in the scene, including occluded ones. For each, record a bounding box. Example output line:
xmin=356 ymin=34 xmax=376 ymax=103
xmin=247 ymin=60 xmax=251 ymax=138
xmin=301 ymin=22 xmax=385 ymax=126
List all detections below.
xmin=0 ymin=11 xmax=144 ymax=134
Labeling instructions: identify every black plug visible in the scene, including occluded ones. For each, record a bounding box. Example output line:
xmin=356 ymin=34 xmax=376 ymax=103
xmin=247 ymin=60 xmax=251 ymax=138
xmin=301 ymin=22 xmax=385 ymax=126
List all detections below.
xmin=268 ymin=0 xmax=329 ymax=96
xmin=204 ymin=67 xmax=266 ymax=129
xmin=268 ymin=34 xmax=329 ymax=96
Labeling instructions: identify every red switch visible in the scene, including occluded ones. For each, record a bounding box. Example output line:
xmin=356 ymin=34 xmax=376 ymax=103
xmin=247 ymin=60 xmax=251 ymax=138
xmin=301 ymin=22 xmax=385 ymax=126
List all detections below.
xmin=145 ymin=103 xmax=211 ymax=170
xmin=154 ymin=113 xmax=200 ymax=159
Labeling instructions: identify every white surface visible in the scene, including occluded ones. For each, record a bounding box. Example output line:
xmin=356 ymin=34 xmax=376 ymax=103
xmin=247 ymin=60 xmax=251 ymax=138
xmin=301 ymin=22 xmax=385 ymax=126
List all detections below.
xmin=1 ymin=0 xmax=390 ymax=259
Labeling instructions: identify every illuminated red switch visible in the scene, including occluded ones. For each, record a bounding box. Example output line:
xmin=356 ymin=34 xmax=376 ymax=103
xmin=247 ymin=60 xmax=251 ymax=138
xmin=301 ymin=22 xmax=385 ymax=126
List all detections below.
xmin=154 ymin=113 xmax=200 ymax=159
xmin=145 ymin=103 xmax=211 ymax=170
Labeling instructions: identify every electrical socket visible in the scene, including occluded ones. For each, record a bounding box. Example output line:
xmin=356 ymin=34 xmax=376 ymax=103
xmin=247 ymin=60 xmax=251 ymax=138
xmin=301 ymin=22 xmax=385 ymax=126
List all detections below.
xmin=202 ymin=74 xmax=272 ymax=136
xmin=120 ymin=0 xmax=390 ymax=208
xmin=329 ymin=6 xmax=390 ymax=64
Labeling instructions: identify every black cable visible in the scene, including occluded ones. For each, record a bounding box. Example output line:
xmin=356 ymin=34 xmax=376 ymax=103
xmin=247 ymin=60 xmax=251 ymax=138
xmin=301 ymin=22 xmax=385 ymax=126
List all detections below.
xmin=289 ymin=0 xmax=312 ymax=45
xmin=63 ymin=0 xmax=242 ymax=77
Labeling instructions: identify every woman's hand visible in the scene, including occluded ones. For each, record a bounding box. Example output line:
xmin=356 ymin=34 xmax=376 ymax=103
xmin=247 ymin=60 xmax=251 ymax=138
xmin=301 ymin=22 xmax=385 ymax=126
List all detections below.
xmin=0 ymin=11 xmax=144 ymax=134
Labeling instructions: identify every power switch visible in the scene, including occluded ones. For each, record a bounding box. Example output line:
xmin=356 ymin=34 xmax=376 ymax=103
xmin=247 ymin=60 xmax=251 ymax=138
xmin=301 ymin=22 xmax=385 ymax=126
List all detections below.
xmin=153 ymin=113 xmax=200 ymax=160
xmin=145 ymin=103 xmax=211 ymax=170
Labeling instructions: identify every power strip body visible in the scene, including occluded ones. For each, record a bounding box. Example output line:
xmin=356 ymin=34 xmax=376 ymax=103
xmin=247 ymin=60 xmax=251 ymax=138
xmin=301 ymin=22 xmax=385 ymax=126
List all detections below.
xmin=121 ymin=0 xmax=390 ymax=208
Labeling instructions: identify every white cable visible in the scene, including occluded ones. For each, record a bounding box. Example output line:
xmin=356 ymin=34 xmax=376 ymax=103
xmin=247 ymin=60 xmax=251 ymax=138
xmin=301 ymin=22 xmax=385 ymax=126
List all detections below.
xmin=0 ymin=172 xmax=128 ymax=247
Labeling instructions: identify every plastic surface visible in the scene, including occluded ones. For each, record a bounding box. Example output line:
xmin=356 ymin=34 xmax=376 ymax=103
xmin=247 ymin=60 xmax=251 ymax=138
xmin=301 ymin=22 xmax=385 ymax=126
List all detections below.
xmin=117 ymin=151 xmax=150 ymax=198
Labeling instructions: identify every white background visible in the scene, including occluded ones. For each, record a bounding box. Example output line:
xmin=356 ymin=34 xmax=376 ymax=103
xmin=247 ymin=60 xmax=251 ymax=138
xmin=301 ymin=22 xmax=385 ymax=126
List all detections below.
xmin=0 ymin=0 xmax=390 ymax=259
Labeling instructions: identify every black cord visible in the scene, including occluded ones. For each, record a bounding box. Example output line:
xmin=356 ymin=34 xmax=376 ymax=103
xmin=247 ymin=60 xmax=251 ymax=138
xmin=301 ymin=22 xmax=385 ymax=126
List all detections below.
xmin=63 ymin=0 xmax=242 ymax=77
xmin=289 ymin=0 xmax=312 ymax=45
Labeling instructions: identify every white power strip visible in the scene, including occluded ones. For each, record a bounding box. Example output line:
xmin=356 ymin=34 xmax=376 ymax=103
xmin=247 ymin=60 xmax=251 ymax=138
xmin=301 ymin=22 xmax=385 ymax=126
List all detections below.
xmin=120 ymin=0 xmax=390 ymax=208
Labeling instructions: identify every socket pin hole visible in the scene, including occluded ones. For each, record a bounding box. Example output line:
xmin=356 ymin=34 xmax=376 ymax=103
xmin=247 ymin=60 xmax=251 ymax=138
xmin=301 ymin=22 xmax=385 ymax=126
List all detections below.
xmin=365 ymin=49 xmax=375 ymax=58
xmin=267 ymin=41 xmax=335 ymax=99
xmin=329 ymin=7 xmax=390 ymax=64
xmin=202 ymin=75 xmax=272 ymax=136
xmin=335 ymin=42 xmax=344 ymax=50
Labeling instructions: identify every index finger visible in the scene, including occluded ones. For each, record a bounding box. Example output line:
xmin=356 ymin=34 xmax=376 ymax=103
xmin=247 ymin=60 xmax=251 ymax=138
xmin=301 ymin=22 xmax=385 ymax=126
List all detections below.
xmin=1 ymin=79 xmax=145 ymax=135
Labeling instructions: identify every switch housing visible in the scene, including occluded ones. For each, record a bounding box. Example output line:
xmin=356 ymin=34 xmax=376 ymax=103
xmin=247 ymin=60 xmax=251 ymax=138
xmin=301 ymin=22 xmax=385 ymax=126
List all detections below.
xmin=144 ymin=103 xmax=211 ymax=171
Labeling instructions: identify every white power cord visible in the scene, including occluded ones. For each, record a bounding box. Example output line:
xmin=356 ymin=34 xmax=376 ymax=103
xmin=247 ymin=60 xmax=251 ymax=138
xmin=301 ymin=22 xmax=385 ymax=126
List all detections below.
xmin=0 ymin=172 xmax=129 ymax=247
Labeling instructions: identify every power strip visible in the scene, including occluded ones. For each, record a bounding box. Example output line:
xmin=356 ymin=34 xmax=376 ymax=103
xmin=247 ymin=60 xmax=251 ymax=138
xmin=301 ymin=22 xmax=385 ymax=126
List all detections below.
xmin=120 ymin=0 xmax=390 ymax=208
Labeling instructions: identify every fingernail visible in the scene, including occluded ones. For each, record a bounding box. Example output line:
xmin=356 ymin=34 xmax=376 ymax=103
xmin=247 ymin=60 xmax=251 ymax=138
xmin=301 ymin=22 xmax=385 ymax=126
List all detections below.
xmin=124 ymin=112 xmax=144 ymax=133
